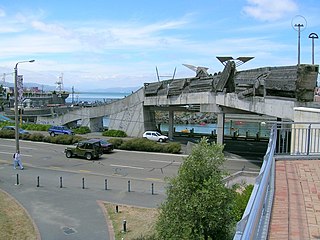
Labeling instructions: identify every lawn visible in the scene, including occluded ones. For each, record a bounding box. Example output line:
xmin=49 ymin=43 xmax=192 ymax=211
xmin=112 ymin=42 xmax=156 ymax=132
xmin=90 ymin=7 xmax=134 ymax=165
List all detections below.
xmin=0 ymin=189 xmax=38 ymax=240
xmin=104 ymin=202 xmax=158 ymax=240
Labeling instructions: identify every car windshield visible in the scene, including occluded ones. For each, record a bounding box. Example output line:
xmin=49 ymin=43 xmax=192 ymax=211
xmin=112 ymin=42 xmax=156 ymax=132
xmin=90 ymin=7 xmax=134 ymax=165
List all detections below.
xmin=154 ymin=132 xmax=161 ymax=136
xmin=99 ymin=140 xmax=109 ymax=144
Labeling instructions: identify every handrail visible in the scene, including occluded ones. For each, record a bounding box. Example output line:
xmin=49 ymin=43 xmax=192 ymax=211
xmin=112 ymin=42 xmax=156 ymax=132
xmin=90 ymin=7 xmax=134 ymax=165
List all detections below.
xmin=233 ymin=121 xmax=320 ymax=239
xmin=233 ymin=124 xmax=277 ymax=239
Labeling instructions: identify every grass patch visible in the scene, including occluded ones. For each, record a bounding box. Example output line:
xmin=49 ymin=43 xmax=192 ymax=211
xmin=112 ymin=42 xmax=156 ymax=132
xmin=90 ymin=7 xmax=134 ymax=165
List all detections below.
xmin=104 ymin=202 xmax=158 ymax=240
xmin=0 ymin=189 xmax=38 ymax=239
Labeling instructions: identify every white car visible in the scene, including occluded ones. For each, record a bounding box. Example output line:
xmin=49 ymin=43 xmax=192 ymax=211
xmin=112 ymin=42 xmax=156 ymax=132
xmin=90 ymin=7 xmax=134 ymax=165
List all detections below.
xmin=143 ymin=131 xmax=168 ymax=142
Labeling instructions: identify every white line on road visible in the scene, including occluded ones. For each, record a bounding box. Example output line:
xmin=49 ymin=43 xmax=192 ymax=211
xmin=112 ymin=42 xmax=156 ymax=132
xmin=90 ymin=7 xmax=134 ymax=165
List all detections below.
xmin=149 ymin=160 xmax=181 ymax=165
xmin=0 ymin=151 xmax=33 ymax=157
xmin=110 ymin=164 xmax=144 ymax=170
xmin=0 ymin=145 xmax=35 ymax=150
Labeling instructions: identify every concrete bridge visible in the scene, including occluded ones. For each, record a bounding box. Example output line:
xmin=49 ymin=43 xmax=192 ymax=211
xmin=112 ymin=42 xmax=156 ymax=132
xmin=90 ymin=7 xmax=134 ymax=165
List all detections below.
xmin=36 ymin=62 xmax=319 ymax=143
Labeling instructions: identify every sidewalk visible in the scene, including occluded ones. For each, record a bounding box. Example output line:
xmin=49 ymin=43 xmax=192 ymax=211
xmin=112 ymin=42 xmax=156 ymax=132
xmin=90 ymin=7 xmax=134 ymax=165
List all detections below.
xmin=268 ymin=160 xmax=320 ymax=239
xmin=0 ymin=162 xmax=164 ymax=240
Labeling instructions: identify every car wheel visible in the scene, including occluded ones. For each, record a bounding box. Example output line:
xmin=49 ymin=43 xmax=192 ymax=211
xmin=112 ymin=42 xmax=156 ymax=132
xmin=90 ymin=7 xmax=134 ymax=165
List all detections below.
xmin=85 ymin=153 xmax=93 ymax=160
xmin=66 ymin=151 xmax=72 ymax=158
xmin=50 ymin=132 xmax=55 ymax=137
xmin=159 ymin=138 xmax=163 ymax=143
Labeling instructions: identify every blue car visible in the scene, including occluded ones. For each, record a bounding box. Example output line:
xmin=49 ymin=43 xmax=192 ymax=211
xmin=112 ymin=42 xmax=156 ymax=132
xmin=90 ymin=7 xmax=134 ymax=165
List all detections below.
xmin=1 ymin=126 xmax=30 ymax=134
xmin=48 ymin=125 xmax=74 ymax=136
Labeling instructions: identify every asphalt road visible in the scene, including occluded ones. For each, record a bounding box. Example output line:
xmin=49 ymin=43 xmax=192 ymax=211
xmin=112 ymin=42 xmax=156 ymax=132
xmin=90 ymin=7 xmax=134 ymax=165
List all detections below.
xmin=0 ymin=137 xmax=266 ymax=239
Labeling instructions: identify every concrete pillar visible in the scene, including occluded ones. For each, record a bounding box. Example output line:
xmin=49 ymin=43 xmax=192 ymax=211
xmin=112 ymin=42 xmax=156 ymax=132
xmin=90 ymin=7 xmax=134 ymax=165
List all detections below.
xmin=143 ymin=107 xmax=156 ymax=132
xmin=168 ymin=109 xmax=174 ymax=140
xmin=89 ymin=117 xmax=103 ymax=132
xmin=217 ymin=113 xmax=225 ymax=144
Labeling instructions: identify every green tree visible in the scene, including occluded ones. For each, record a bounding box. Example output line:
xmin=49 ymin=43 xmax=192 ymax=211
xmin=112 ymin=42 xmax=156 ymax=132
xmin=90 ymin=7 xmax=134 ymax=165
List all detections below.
xmin=156 ymin=138 xmax=236 ymax=239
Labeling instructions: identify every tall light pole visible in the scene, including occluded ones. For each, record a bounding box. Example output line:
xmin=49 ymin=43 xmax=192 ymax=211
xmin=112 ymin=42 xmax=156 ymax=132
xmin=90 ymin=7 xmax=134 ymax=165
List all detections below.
xmin=295 ymin=23 xmax=304 ymax=66
xmin=14 ymin=60 xmax=35 ymax=153
xmin=292 ymin=15 xmax=307 ymax=67
xmin=309 ymin=33 xmax=318 ymax=65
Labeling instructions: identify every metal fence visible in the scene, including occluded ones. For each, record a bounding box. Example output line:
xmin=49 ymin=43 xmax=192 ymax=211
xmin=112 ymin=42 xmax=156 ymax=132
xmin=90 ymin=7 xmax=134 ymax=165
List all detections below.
xmin=233 ymin=122 xmax=320 ymax=239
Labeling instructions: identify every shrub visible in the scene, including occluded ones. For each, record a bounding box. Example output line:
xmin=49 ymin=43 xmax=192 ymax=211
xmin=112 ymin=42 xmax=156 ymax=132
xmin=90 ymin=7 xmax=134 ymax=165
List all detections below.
xmin=44 ymin=135 xmax=85 ymax=145
xmin=162 ymin=142 xmax=181 ymax=154
xmin=28 ymin=133 xmax=45 ymax=142
xmin=108 ymin=138 xmax=124 ymax=148
xmin=0 ymin=130 xmax=15 ymax=139
xmin=118 ymin=138 xmax=181 ymax=154
xmin=21 ymin=123 xmax=51 ymax=131
xmin=103 ymin=129 xmax=127 ymax=137
xmin=73 ymin=126 xmax=91 ymax=134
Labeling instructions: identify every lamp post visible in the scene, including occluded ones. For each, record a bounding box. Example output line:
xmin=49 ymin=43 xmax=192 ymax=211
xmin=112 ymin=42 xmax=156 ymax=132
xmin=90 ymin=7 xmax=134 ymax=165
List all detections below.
xmin=14 ymin=60 xmax=35 ymax=153
xmin=309 ymin=33 xmax=318 ymax=65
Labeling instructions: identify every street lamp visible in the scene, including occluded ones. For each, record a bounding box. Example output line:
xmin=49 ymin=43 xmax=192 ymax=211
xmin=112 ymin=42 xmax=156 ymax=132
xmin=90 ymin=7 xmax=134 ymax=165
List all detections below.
xmin=309 ymin=33 xmax=318 ymax=65
xmin=14 ymin=60 xmax=35 ymax=153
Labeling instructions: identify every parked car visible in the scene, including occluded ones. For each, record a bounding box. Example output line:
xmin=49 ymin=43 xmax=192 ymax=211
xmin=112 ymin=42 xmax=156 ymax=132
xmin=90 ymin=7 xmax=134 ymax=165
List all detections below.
xmin=90 ymin=139 xmax=114 ymax=153
xmin=143 ymin=131 xmax=169 ymax=142
xmin=64 ymin=139 xmax=103 ymax=160
xmin=1 ymin=126 xmax=29 ymax=134
xmin=48 ymin=125 xmax=74 ymax=136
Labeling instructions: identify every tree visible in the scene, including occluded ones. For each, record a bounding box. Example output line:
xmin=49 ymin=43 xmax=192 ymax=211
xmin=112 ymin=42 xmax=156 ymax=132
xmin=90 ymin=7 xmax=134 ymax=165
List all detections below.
xmin=156 ymin=138 xmax=236 ymax=239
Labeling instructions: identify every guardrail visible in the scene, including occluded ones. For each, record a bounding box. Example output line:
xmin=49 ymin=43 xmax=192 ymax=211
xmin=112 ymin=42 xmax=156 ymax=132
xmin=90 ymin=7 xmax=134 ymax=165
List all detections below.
xmin=233 ymin=122 xmax=320 ymax=239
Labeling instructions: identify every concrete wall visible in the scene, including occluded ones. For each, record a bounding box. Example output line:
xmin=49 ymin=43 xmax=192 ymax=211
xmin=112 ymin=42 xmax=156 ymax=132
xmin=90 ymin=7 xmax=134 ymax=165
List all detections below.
xmin=108 ymin=88 xmax=150 ymax=137
xmin=36 ymin=88 xmax=148 ymax=137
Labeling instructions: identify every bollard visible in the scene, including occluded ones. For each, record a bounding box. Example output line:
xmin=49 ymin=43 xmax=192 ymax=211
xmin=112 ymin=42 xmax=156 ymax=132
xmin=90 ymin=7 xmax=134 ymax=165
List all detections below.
xmin=82 ymin=177 xmax=85 ymax=189
xmin=105 ymin=179 xmax=108 ymax=190
xmin=60 ymin=176 xmax=63 ymax=188
xmin=127 ymin=180 xmax=131 ymax=192
xmin=37 ymin=176 xmax=40 ymax=187
xmin=151 ymin=183 xmax=154 ymax=195
xmin=115 ymin=205 xmax=119 ymax=213
xmin=123 ymin=220 xmax=127 ymax=232
xmin=16 ymin=173 xmax=19 ymax=185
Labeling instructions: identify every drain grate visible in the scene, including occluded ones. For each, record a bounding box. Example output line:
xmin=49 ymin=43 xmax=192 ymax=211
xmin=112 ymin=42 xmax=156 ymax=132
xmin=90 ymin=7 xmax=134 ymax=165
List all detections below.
xmin=62 ymin=226 xmax=77 ymax=235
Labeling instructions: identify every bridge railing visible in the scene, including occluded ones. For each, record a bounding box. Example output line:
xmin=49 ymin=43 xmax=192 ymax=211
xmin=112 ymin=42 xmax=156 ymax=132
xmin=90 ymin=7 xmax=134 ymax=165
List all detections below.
xmin=233 ymin=122 xmax=320 ymax=240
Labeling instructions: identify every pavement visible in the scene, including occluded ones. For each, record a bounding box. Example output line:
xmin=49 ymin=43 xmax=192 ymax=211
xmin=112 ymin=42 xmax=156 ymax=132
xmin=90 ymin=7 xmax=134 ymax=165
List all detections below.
xmin=0 ymin=133 xmax=265 ymax=240
xmin=268 ymin=159 xmax=320 ymax=239
xmin=0 ymin=161 xmax=165 ymax=240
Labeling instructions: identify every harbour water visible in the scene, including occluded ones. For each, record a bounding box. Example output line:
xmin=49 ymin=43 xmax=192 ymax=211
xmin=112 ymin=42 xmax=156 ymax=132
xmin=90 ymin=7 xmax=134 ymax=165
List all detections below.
xmin=66 ymin=92 xmax=270 ymax=137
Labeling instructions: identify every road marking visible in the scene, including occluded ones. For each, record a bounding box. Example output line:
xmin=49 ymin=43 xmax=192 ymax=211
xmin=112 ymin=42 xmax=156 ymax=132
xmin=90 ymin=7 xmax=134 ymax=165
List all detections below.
xmin=49 ymin=166 xmax=62 ymax=169
xmin=79 ymin=170 xmax=91 ymax=173
xmin=145 ymin=177 xmax=162 ymax=182
xmin=110 ymin=164 xmax=144 ymax=170
xmin=0 ymin=151 xmax=33 ymax=157
xmin=149 ymin=160 xmax=181 ymax=165
xmin=0 ymin=145 xmax=35 ymax=150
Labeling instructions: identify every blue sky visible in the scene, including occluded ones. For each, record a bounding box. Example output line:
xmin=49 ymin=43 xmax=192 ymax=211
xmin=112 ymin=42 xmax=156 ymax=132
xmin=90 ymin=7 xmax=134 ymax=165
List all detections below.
xmin=0 ymin=0 xmax=319 ymax=91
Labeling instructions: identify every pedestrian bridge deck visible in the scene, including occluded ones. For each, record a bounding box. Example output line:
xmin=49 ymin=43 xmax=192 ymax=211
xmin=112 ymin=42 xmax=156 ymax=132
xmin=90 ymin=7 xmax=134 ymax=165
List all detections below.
xmin=269 ymin=159 xmax=320 ymax=239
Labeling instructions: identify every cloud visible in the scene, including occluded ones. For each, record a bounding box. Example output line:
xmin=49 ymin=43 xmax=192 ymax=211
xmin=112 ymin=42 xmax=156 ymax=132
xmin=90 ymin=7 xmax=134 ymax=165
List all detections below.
xmin=0 ymin=8 xmax=5 ymax=17
xmin=242 ymin=0 xmax=298 ymax=21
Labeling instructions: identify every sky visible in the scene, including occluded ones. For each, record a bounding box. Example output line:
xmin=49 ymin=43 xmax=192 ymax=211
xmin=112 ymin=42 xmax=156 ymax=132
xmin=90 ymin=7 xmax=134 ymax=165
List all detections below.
xmin=0 ymin=0 xmax=319 ymax=91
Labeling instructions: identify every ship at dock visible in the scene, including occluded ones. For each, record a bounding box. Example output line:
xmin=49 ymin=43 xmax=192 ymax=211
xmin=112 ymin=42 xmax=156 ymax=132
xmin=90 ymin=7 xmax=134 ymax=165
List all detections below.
xmin=0 ymin=74 xmax=71 ymax=123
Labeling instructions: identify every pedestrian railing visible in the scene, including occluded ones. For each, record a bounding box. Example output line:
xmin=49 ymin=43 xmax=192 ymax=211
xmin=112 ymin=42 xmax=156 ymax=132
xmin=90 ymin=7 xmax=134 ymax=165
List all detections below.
xmin=233 ymin=122 xmax=320 ymax=240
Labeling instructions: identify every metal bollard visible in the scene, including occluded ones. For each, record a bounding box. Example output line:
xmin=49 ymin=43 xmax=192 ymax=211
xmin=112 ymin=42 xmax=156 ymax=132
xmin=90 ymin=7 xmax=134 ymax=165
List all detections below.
xmin=123 ymin=220 xmax=127 ymax=232
xmin=60 ymin=176 xmax=63 ymax=188
xmin=82 ymin=177 xmax=85 ymax=189
xmin=105 ymin=179 xmax=108 ymax=190
xmin=115 ymin=205 xmax=119 ymax=213
xmin=127 ymin=180 xmax=131 ymax=192
xmin=151 ymin=183 xmax=154 ymax=195
xmin=16 ymin=173 xmax=19 ymax=185
xmin=37 ymin=176 xmax=40 ymax=187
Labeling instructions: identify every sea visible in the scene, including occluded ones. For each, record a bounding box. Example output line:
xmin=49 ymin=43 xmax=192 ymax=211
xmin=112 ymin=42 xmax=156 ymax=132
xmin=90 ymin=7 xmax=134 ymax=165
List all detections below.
xmin=65 ymin=92 xmax=270 ymax=137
